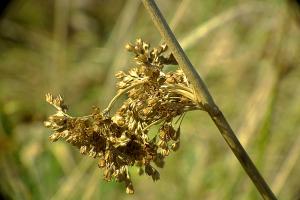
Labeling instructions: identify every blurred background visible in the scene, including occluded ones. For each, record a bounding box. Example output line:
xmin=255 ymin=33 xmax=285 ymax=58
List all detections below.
xmin=0 ymin=0 xmax=300 ymax=199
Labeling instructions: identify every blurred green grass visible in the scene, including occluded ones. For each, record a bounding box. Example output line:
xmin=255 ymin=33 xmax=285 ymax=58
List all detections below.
xmin=0 ymin=0 xmax=300 ymax=199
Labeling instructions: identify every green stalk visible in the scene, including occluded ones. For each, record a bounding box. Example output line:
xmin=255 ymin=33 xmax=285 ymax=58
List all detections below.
xmin=141 ymin=0 xmax=277 ymax=199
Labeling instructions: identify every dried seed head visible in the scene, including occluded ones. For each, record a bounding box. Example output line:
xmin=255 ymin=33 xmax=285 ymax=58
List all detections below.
xmin=151 ymin=169 xmax=160 ymax=181
xmin=171 ymin=141 xmax=180 ymax=151
xmin=115 ymin=71 xmax=127 ymax=79
xmin=125 ymin=182 xmax=134 ymax=194
xmin=112 ymin=115 xmax=125 ymax=127
xmin=98 ymin=158 xmax=106 ymax=168
xmin=138 ymin=167 xmax=144 ymax=175
xmin=125 ymin=43 xmax=135 ymax=52
xmin=44 ymin=39 xmax=201 ymax=194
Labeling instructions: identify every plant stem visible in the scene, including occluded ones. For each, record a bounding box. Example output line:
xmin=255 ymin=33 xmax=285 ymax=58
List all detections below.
xmin=103 ymin=81 xmax=145 ymax=114
xmin=141 ymin=0 xmax=277 ymax=199
xmin=144 ymin=2 xmax=215 ymax=107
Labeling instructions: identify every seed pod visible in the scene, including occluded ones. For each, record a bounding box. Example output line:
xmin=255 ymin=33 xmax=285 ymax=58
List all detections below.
xmin=157 ymin=140 xmax=167 ymax=149
xmin=128 ymin=68 xmax=138 ymax=77
xmin=161 ymin=149 xmax=170 ymax=156
xmin=89 ymin=149 xmax=97 ymax=158
xmin=138 ymin=167 xmax=144 ymax=175
xmin=104 ymin=168 xmax=113 ymax=181
xmin=166 ymin=76 xmax=175 ymax=84
xmin=145 ymin=164 xmax=154 ymax=176
xmin=137 ymin=54 xmax=148 ymax=63
xmin=153 ymin=154 xmax=165 ymax=168
xmin=142 ymin=107 xmax=152 ymax=116
xmin=159 ymin=129 xmax=167 ymax=140
xmin=105 ymin=151 xmax=111 ymax=161
xmin=151 ymin=169 xmax=160 ymax=181
xmin=147 ymin=98 xmax=157 ymax=107
xmin=49 ymin=134 xmax=59 ymax=142
xmin=136 ymin=38 xmax=142 ymax=45
xmin=125 ymin=43 xmax=134 ymax=52
xmin=158 ymin=76 xmax=166 ymax=84
xmin=115 ymin=170 xmax=126 ymax=182
xmin=80 ymin=146 xmax=87 ymax=155
xmin=112 ymin=115 xmax=125 ymax=127
xmin=175 ymin=74 xmax=183 ymax=83
xmin=123 ymin=76 xmax=133 ymax=83
xmin=126 ymin=182 xmax=134 ymax=194
xmin=165 ymin=124 xmax=175 ymax=140
xmin=143 ymin=42 xmax=149 ymax=50
xmin=171 ymin=141 xmax=180 ymax=151
xmin=98 ymin=158 xmax=106 ymax=168
xmin=116 ymin=81 xmax=127 ymax=89
xmin=115 ymin=71 xmax=126 ymax=79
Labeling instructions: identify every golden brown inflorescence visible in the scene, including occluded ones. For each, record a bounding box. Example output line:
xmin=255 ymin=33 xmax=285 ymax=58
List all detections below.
xmin=44 ymin=39 xmax=203 ymax=194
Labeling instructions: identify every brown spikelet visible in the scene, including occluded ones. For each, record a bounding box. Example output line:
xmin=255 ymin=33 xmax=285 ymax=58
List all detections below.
xmin=44 ymin=39 xmax=202 ymax=194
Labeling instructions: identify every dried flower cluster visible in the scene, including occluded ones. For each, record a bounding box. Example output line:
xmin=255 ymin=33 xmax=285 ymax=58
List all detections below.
xmin=44 ymin=39 xmax=202 ymax=194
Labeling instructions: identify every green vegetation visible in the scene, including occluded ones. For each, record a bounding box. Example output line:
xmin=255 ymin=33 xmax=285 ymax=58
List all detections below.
xmin=0 ymin=0 xmax=299 ymax=199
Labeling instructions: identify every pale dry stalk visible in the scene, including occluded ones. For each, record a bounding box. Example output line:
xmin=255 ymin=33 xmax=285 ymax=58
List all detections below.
xmin=141 ymin=0 xmax=277 ymax=199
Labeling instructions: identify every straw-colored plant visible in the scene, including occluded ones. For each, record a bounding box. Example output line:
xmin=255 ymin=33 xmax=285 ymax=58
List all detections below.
xmin=45 ymin=39 xmax=202 ymax=194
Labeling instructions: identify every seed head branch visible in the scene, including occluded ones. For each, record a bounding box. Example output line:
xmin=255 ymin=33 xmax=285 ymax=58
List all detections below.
xmin=45 ymin=38 xmax=202 ymax=194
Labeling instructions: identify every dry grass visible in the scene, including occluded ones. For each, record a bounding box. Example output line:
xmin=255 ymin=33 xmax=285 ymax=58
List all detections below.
xmin=0 ymin=0 xmax=299 ymax=199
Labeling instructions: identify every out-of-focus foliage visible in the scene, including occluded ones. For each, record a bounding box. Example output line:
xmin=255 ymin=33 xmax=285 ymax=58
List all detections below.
xmin=0 ymin=0 xmax=299 ymax=199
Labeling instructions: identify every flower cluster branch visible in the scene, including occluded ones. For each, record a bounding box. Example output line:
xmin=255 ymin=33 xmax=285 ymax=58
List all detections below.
xmin=44 ymin=39 xmax=203 ymax=194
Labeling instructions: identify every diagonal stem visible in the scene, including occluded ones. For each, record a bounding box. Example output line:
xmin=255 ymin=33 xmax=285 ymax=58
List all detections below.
xmin=141 ymin=0 xmax=277 ymax=199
